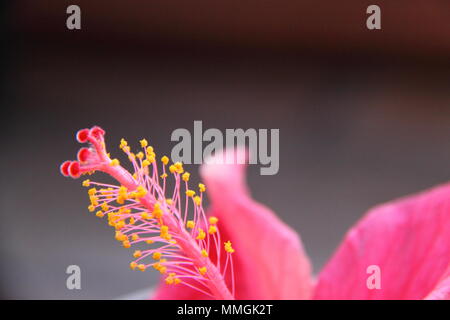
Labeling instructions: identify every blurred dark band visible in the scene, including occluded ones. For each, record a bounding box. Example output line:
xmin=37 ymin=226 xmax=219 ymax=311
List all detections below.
xmin=11 ymin=1 xmax=450 ymax=63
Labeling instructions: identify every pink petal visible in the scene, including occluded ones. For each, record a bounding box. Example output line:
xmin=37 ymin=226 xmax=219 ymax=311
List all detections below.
xmin=201 ymin=148 xmax=312 ymax=299
xmin=153 ymin=148 xmax=313 ymax=299
xmin=424 ymin=266 xmax=450 ymax=300
xmin=314 ymin=182 xmax=450 ymax=299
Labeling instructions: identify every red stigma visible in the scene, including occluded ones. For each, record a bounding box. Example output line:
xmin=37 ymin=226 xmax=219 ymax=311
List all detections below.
xmin=76 ymin=129 xmax=89 ymax=143
xmin=60 ymin=161 xmax=71 ymax=177
xmin=90 ymin=126 xmax=105 ymax=139
xmin=68 ymin=161 xmax=81 ymax=178
xmin=77 ymin=148 xmax=91 ymax=163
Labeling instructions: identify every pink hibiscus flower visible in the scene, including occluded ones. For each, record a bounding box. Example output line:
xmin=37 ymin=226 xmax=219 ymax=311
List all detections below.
xmin=155 ymin=149 xmax=450 ymax=300
xmin=61 ymin=126 xmax=450 ymax=300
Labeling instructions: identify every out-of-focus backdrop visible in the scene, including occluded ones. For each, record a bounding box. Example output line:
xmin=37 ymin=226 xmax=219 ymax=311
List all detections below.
xmin=1 ymin=1 xmax=449 ymax=299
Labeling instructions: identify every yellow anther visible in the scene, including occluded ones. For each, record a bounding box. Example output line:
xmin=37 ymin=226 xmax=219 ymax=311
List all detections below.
xmin=161 ymin=156 xmax=169 ymax=165
xmin=119 ymin=186 xmax=127 ymax=195
xmin=110 ymin=159 xmax=120 ymax=166
xmin=201 ymin=249 xmax=208 ymax=257
xmin=160 ymin=173 xmax=168 ymax=179
xmin=170 ymin=162 xmax=184 ymax=174
xmin=186 ymin=190 xmax=195 ymax=197
xmin=89 ymin=196 xmax=99 ymax=206
xmin=133 ymin=250 xmax=142 ymax=258
xmin=131 ymin=234 xmax=139 ymax=241
xmin=140 ymin=139 xmax=148 ymax=148
xmin=193 ymin=196 xmax=202 ymax=206
xmin=208 ymin=225 xmax=217 ymax=234
xmin=88 ymin=188 xmax=97 ymax=196
xmin=129 ymin=191 xmax=137 ymax=199
xmin=146 ymin=146 xmax=154 ymax=153
xmin=88 ymin=205 xmax=95 ymax=212
xmin=118 ymin=195 xmax=127 ymax=203
xmin=136 ymin=152 xmax=144 ymax=159
xmin=137 ymin=264 xmax=146 ymax=272
xmin=128 ymin=153 xmax=135 ymax=161
xmin=209 ymin=216 xmax=218 ymax=225
xmin=111 ymin=220 xmax=122 ymax=229
xmin=109 ymin=211 xmax=117 ymax=218
xmin=96 ymin=211 xmax=104 ymax=218
xmin=129 ymin=217 xmax=136 ymax=225
xmin=186 ymin=220 xmax=195 ymax=229
xmin=161 ymin=233 xmax=171 ymax=240
xmin=141 ymin=212 xmax=151 ymax=220
xmin=142 ymin=159 xmax=150 ymax=167
xmin=160 ymin=225 xmax=171 ymax=240
xmin=153 ymin=263 xmax=160 ymax=270
xmin=116 ymin=196 xmax=126 ymax=204
xmin=122 ymin=240 xmax=131 ymax=248
xmin=146 ymin=239 xmax=154 ymax=244
xmin=174 ymin=162 xmax=183 ymax=169
xmin=122 ymin=146 xmax=130 ymax=153
xmin=82 ymin=179 xmax=90 ymax=187
xmin=153 ymin=210 xmax=162 ymax=219
xmin=136 ymin=186 xmax=147 ymax=194
xmin=135 ymin=185 xmax=147 ymax=198
xmin=120 ymin=138 xmax=128 ymax=149
xmin=152 ymin=203 xmax=163 ymax=219
xmin=196 ymin=229 xmax=206 ymax=240
xmin=165 ymin=276 xmax=174 ymax=285
xmin=115 ymin=220 xmax=125 ymax=230
xmin=198 ymin=183 xmax=206 ymax=192
xmin=153 ymin=252 xmax=162 ymax=260
xmin=157 ymin=266 xmax=166 ymax=274
xmin=130 ymin=262 xmax=137 ymax=270
xmin=174 ymin=162 xmax=184 ymax=173
xmin=101 ymin=202 xmax=109 ymax=211
xmin=198 ymin=266 xmax=207 ymax=275
xmin=224 ymin=240 xmax=235 ymax=253
xmin=166 ymin=199 xmax=173 ymax=205
xmin=165 ymin=273 xmax=179 ymax=285
xmin=182 ymin=172 xmax=190 ymax=182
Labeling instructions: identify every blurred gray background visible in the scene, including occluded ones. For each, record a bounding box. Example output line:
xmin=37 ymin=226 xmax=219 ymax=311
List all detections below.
xmin=1 ymin=1 xmax=449 ymax=299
